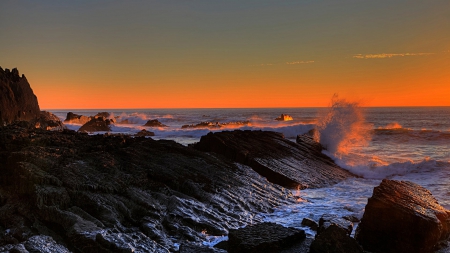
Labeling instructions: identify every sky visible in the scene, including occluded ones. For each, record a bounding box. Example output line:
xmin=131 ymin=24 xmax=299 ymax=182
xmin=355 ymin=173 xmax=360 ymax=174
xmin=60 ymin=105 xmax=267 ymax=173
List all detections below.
xmin=1 ymin=0 xmax=449 ymax=109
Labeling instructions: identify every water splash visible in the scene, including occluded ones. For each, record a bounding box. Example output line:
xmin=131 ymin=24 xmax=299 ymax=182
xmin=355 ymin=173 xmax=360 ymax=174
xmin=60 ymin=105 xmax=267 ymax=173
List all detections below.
xmin=314 ymin=94 xmax=372 ymax=155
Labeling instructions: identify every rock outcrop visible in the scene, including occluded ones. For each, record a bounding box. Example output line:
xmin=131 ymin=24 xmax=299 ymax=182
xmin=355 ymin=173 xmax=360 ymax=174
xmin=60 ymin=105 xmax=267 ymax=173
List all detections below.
xmin=0 ymin=125 xmax=296 ymax=252
xmin=227 ymin=222 xmax=306 ymax=253
xmin=0 ymin=67 xmax=40 ymax=125
xmin=135 ymin=129 xmax=155 ymax=137
xmin=78 ymin=117 xmax=112 ymax=133
xmin=34 ymin=111 xmax=66 ymax=131
xmin=356 ymin=179 xmax=450 ymax=253
xmin=182 ymin=121 xmax=250 ymax=129
xmin=275 ymin=114 xmax=293 ymax=121
xmin=144 ymin=119 xmax=167 ymax=127
xmin=64 ymin=112 xmax=91 ymax=125
xmin=193 ymin=130 xmax=354 ymax=189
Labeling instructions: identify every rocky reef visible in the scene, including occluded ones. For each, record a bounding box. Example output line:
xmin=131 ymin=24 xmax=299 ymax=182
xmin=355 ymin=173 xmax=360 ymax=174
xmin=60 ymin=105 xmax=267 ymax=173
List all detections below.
xmin=193 ymin=131 xmax=354 ymax=189
xmin=0 ymin=67 xmax=40 ymax=125
xmin=181 ymin=121 xmax=250 ymax=129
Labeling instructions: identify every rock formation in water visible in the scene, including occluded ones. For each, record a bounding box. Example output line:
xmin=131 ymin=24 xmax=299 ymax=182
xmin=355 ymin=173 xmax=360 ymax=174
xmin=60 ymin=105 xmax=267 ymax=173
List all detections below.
xmin=356 ymin=179 xmax=450 ymax=253
xmin=135 ymin=129 xmax=155 ymax=137
xmin=275 ymin=114 xmax=293 ymax=121
xmin=193 ymin=131 xmax=354 ymax=189
xmin=144 ymin=119 xmax=167 ymax=127
xmin=0 ymin=125 xmax=298 ymax=252
xmin=64 ymin=112 xmax=91 ymax=125
xmin=78 ymin=117 xmax=113 ymax=133
xmin=0 ymin=67 xmax=40 ymax=125
xmin=181 ymin=121 xmax=250 ymax=129
xmin=34 ymin=111 xmax=67 ymax=131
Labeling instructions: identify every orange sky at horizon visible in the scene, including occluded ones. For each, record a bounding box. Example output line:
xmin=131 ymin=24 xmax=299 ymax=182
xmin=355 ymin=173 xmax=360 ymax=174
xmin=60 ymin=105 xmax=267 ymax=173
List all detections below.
xmin=2 ymin=1 xmax=449 ymax=109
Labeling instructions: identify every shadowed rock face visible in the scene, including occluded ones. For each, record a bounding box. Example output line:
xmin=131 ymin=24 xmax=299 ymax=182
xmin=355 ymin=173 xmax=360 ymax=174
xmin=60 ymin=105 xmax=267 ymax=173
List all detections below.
xmin=0 ymin=125 xmax=295 ymax=252
xmin=0 ymin=67 xmax=40 ymax=125
xmin=78 ymin=117 xmax=112 ymax=133
xmin=356 ymin=179 xmax=450 ymax=253
xmin=193 ymin=130 xmax=354 ymax=189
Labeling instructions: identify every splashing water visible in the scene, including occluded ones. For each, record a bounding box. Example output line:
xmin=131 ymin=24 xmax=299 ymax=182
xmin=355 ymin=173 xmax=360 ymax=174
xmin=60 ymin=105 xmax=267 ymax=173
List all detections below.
xmin=314 ymin=95 xmax=372 ymax=155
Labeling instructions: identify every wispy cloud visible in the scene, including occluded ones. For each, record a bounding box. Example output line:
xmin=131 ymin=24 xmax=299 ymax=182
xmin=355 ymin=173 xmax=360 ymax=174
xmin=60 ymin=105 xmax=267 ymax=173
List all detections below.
xmin=353 ymin=53 xmax=434 ymax=59
xmin=286 ymin=61 xmax=315 ymax=65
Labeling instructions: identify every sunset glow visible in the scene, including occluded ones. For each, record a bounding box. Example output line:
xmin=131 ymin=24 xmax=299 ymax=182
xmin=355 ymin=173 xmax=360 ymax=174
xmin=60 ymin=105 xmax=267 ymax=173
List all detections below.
xmin=1 ymin=1 xmax=449 ymax=109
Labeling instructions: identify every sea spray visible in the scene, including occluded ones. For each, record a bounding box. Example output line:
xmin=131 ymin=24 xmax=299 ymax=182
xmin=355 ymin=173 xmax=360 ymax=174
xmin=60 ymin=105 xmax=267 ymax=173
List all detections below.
xmin=314 ymin=94 xmax=372 ymax=155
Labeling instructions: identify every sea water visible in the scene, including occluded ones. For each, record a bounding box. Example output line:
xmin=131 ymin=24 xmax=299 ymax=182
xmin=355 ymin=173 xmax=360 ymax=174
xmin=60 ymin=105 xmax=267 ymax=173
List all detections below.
xmin=50 ymin=106 xmax=450 ymax=240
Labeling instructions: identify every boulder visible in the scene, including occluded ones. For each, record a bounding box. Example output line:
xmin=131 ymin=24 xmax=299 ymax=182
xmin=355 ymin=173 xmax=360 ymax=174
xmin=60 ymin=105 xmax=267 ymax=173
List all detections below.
xmin=227 ymin=222 xmax=306 ymax=253
xmin=275 ymin=114 xmax=293 ymax=121
xmin=78 ymin=117 xmax=112 ymax=133
xmin=310 ymin=215 xmax=362 ymax=253
xmin=34 ymin=111 xmax=66 ymax=131
xmin=64 ymin=112 xmax=91 ymax=125
xmin=0 ymin=67 xmax=40 ymax=125
xmin=193 ymin=130 xmax=354 ymax=189
xmin=144 ymin=119 xmax=167 ymax=127
xmin=301 ymin=218 xmax=318 ymax=231
xmin=356 ymin=179 xmax=450 ymax=253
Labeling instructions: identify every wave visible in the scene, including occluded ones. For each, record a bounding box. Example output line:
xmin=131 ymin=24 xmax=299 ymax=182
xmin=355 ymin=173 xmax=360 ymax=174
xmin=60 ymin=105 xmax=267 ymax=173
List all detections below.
xmin=325 ymin=150 xmax=450 ymax=179
xmin=314 ymin=95 xmax=372 ymax=155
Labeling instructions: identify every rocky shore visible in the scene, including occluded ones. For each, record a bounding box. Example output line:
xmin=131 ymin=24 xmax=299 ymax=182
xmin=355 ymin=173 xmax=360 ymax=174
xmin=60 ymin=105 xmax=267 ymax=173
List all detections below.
xmin=2 ymin=67 xmax=450 ymax=252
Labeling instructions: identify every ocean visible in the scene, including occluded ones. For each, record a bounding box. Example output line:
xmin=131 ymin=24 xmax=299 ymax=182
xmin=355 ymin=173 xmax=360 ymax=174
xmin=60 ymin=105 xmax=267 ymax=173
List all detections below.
xmin=49 ymin=106 xmax=450 ymax=240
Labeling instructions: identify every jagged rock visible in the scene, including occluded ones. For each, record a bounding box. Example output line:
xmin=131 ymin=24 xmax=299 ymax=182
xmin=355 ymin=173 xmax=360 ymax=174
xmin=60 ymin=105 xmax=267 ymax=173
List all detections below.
xmin=301 ymin=218 xmax=318 ymax=231
xmin=144 ymin=119 xmax=167 ymax=127
xmin=64 ymin=112 xmax=90 ymax=125
xmin=227 ymin=222 xmax=306 ymax=253
xmin=94 ymin=112 xmax=110 ymax=119
xmin=0 ymin=126 xmax=296 ymax=251
xmin=310 ymin=215 xmax=362 ymax=253
xmin=0 ymin=67 xmax=40 ymax=125
xmin=194 ymin=130 xmax=354 ymax=189
xmin=23 ymin=235 xmax=70 ymax=253
xmin=135 ymin=129 xmax=155 ymax=137
xmin=275 ymin=114 xmax=293 ymax=121
xmin=34 ymin=111 xmax=66 ymax=131
xmin=356 ymin=179 xmax=450 ymax=253
xmin=78 ymin=117 xmax=112 ymax=133
xmin=181 ymin=121 xmax=250 ymax=129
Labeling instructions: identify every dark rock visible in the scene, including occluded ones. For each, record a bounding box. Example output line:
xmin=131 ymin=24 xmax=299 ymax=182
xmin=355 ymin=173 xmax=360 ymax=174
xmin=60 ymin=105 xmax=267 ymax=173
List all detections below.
xmin=227 ymin=222 xmax=306 ymax=253
xmin=214 ymin=240 xmax=228 ymax=251
xmin=0 ymin=67 xmax=40 ymax=125
xmin=275 ymin=114 xmax=293 ymax=121
xmin=194 ymin=130 xmax=354 ymax=189
xmin=144 ymin=119 xmax=167 ymax=127
xmin=355 ymin=179 xmax=450 ymax=253
xmin=301 ymin=218 xmax=318 ymax=231
xmin=180 ymin=243 xmax=226 ymax=253
xmin=34 ymin=111 xmax=66 ymax=131
xmin=78 ymin=117 xmax=112 ymax=133
xmin=0 ymin=125 xmax=295 ymax=251
xmin=24 ymin=235 xmax=70 ymax=253
xmin=310 ymin=215 xmax=362 ymax=253
xmin=64 ymin=112 xmax=90 ymax=125
xmin=94 ymin=112 xmax=110 ymax=119
xmin=182 ymin=121 xmax=250 ymax=129
xmin=135 ymin=129 xmax=155 ymax=137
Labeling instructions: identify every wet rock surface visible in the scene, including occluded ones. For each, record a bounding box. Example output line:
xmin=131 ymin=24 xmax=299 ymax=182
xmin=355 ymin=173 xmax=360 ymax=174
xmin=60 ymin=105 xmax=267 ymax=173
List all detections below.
xmin=356 ymin=179 xmax=450 ymax=253
xmin=135 ymin=129 xmax=155 ymax=137
xmin=34 ymin=111 xmax=66 ymax=131
xmin=0 ymin=125 xmax=296 ymax=252
xmin=275 ymin=114 xmax=293 ymax=121
xmin=0 ymin=67 xmax=41 ymax=125
xmin=227 ymin=222 xmax=306 ymax=253
xmin=194 ymin=130 xmax=354 ymax=189
xmin=64 ymin=112 xmax=91 ymax=125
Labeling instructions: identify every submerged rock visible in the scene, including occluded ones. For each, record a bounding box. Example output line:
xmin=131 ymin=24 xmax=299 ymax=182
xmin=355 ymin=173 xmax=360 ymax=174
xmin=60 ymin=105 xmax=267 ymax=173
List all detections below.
xmin=0 ymin=67 xmax=40 ymax=125
xmin=194 ymin=130 xmax=353 ymax=189
xmin=144 ymin=119 xmax=167 ymax=127
xmin=135 ymin=129 xmax=155 ymax=137
xmin=275 ymin=114 xmax=293 ymax=121
xmin=356 ymin=179 xmax=450 ymax=253
xmin=227 ymin=222 xmax=306 ymax=253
